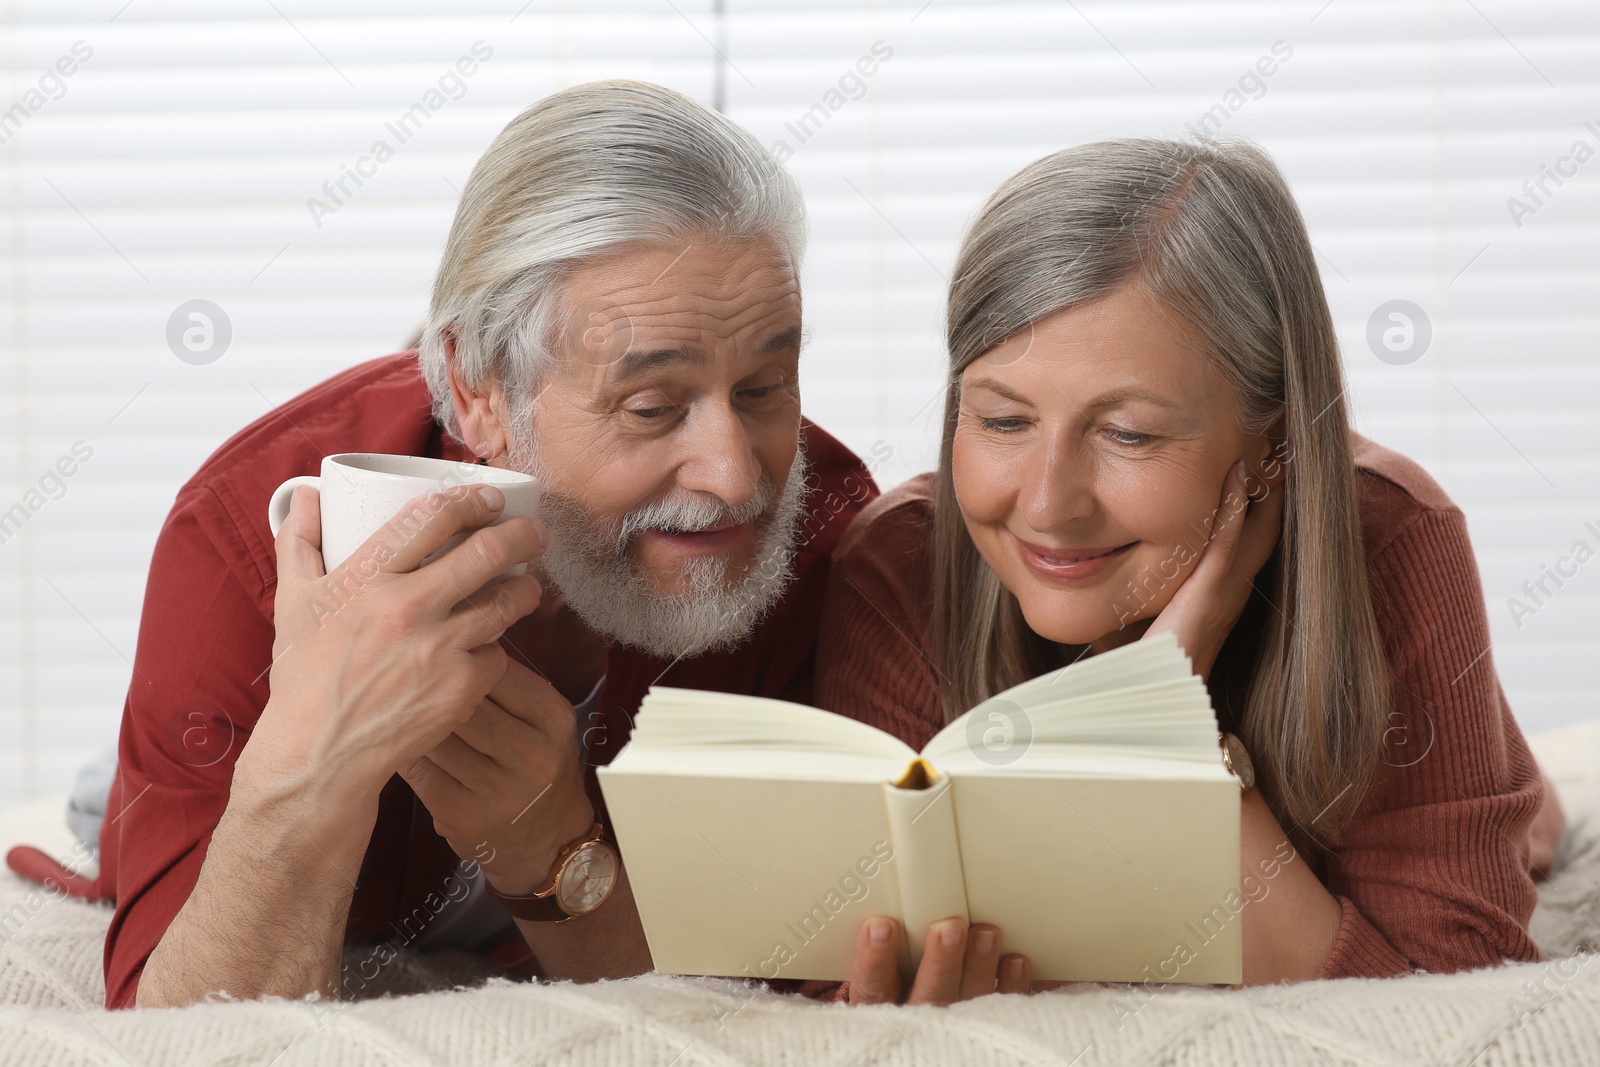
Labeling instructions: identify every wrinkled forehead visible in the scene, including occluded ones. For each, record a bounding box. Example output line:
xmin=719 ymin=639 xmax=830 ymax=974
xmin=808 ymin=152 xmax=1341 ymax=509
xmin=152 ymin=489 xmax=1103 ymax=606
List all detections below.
xmin=961 ymin=283 xmax=1220 ymax=403
xmin=548 ymin=237 xmax=802 ymax=386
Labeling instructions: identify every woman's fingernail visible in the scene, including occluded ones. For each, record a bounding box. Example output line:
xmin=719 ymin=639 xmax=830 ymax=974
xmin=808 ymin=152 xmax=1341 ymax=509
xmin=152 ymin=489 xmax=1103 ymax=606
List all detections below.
xmin=1006 ymin=957 xmax=1026 ymax=979
xmin=939 ymin=919 xmax=964 ymax=950
xmin=972 ymin=929 xmax=996 ymax=955
xmin=869 ymin=918 xmax=893 ymax=945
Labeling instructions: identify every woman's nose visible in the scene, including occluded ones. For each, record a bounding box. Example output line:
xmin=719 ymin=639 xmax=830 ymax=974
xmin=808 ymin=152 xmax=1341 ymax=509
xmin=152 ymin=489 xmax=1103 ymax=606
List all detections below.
xmin=1019 ymin=441 xmax=1095 ymax=533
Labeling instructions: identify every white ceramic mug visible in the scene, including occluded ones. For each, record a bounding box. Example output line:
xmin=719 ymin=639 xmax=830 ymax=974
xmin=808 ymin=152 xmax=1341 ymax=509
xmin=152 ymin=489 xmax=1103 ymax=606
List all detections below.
xmin=266 ymin=453 xmax=540 ymax=579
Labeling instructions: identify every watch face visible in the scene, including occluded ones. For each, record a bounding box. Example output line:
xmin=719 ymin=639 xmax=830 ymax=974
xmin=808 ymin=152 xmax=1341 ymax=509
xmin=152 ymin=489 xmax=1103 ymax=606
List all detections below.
xmin=1223 ymin=733 xmax=1255 ymax=790
xmin=557 ymin=841 xmax=618 ymax=916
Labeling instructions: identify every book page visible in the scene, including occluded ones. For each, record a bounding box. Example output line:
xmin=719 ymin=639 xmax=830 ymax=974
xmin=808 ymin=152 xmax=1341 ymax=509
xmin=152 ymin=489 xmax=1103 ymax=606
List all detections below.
xmin=634 ymin=687 xmax=918 ymax=761
xmin=949 ymin=772 xmax=1242 ymax=984
xmin=598 ymin=766 xmax=904 ymax=982
xmin=921 ymin=632 xmax=1218 ymax=762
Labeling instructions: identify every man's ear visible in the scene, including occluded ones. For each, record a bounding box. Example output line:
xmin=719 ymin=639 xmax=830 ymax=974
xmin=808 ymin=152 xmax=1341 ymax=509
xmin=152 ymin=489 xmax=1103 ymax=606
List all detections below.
xmin=443 ymin=330 xmax=510 ymax=462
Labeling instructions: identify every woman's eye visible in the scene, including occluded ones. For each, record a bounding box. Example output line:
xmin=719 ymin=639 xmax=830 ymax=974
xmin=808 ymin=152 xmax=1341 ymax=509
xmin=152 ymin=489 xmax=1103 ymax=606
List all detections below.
xmin=979 ymin=416 xmax=1027 ymax=433
xmin=1104 ymin=428 xmax=1151 ymax=446
xmin=629 ymin=405 xmax=670 ymax=420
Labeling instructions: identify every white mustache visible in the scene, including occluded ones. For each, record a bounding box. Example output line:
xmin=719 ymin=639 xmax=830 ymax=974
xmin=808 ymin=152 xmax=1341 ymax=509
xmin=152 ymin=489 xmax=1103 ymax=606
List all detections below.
xmin=617 ymin=481 xmax=775 ymax=543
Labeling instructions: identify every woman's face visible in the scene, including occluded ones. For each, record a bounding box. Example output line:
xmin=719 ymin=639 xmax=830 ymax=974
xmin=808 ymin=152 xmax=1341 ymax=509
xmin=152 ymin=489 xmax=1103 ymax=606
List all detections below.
xmin=951 ymin=278 xmax=1279 ymax=654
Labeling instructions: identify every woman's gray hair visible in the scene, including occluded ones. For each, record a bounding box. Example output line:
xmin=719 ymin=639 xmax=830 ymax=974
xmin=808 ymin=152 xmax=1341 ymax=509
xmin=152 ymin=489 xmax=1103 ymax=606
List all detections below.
xmin=416 ymin=79 xmax=807 ymax=444
xmin=932 ymin=136 xmax=1392 ymax=855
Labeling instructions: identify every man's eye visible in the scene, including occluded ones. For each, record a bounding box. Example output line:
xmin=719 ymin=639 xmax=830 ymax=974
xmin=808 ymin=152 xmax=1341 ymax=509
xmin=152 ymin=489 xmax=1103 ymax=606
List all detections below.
xmin=629 ymin=405 xmax=670 ymax=420
xmin=1104 ymin=428 xmax=1151 ymax=446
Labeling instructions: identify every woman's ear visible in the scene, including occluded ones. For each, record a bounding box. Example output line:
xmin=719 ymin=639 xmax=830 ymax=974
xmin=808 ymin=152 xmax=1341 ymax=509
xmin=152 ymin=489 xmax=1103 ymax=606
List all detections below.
xmin=1256 ymin=414 xmax=1289 ymax=488
xmin=443 ymin=331 xmax=510 ymax=462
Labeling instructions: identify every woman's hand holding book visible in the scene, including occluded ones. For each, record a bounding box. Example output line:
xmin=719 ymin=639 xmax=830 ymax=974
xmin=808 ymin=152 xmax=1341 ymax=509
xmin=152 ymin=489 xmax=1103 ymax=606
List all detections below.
xmin=844 ymin=916 xmax=1033 ymax=1005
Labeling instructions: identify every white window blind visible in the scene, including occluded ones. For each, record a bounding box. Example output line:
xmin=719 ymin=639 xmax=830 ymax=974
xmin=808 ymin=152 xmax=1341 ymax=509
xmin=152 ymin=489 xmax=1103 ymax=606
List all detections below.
xmin=3 ymin=0 xmax=1597 ymax=805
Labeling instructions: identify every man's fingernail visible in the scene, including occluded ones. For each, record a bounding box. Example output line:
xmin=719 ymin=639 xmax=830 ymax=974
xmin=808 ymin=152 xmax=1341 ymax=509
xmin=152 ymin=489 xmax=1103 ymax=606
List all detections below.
xmin=972 ymin=929 xmax=995 ymax=955
xmin=869 ymin=918 xmax=893 ymax=945
xmin=477 ymin=485 xmax=504 ymax=510
xmin=1006 ymin=956 xmax=1025 ymax=979
xmin=939 ymin=919 xmax=963 ymax=949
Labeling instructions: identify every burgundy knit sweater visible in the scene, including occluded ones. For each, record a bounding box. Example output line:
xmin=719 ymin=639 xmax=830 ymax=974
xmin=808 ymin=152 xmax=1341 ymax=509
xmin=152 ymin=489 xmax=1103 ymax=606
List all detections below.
xmin=814 ymin=430 xmax=1546 ymax=981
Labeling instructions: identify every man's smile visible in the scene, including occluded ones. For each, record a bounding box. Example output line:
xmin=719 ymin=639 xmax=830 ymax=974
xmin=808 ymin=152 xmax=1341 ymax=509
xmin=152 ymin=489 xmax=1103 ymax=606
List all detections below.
xmin=640 ymin=521 xmax=755 ymax=557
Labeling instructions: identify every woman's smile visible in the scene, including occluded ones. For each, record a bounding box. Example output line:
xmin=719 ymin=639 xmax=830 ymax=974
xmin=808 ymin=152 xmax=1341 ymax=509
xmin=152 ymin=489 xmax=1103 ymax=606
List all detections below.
xmin=1013 ymin=536 xmax=1138 ymax=582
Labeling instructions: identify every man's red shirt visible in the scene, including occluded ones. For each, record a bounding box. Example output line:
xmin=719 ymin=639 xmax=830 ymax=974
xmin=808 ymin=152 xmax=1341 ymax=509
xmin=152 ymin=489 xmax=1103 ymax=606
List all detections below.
xmin=94 ymin=352 xmax=878 ymax=1008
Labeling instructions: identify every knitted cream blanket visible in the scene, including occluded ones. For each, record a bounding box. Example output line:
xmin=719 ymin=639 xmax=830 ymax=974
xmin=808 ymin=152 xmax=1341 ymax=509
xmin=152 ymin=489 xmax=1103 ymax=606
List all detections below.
xmin=2 ymin=724 xmax=1598 ymax=1066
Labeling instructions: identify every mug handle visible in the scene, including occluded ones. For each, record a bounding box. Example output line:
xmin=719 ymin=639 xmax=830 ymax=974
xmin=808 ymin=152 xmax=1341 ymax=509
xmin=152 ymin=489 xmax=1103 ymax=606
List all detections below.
xmin=267 ymin=476 xmax=321 ymax=538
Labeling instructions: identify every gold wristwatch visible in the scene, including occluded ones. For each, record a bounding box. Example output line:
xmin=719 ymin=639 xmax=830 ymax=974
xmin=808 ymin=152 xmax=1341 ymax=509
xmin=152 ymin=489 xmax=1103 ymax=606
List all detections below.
xmin=484 ymin=821 xmax=619 ymax=922
xmin=1219 ymin=732 xmax=1255 ymax=792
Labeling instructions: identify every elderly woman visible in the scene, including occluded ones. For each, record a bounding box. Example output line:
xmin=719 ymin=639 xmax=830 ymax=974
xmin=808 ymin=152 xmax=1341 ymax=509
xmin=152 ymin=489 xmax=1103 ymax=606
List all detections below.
xmin=817 ymin=137 xmax=1565 ymax=1005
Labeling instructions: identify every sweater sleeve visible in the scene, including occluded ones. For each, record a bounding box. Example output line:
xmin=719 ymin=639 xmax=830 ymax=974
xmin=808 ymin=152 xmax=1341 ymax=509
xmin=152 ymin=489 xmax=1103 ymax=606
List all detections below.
xmin=1316 ymin=506 xmax=1545 ymax=980
xmin=813 ymin=483 xmax=944 ymax=748
xmin=809 ymin=484 xmax=945 ymax=1004
xmin=99 ymin=486 xmax=276 ymax=1008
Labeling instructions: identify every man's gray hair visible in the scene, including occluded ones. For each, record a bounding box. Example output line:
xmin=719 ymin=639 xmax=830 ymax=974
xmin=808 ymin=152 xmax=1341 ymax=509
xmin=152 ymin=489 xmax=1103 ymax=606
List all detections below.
xmin=416 ymin=79 xmax=808 ymax=443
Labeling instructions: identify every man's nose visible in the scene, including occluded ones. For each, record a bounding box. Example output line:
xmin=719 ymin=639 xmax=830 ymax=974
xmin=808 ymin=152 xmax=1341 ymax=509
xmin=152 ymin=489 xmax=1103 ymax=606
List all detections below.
xmin=675 ymin=401 xmax=763 ymax=508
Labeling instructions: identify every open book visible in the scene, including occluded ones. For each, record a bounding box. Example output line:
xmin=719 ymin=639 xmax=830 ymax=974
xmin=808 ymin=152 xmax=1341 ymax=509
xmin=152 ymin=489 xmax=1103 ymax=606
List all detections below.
xmin=596 ymin=631 xmax=1242 ymax=985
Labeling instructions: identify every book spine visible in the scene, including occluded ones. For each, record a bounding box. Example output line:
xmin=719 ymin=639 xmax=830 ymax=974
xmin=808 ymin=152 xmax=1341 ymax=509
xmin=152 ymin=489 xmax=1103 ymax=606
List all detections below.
xmin=881 ymin=770 xmax=971 ymax=977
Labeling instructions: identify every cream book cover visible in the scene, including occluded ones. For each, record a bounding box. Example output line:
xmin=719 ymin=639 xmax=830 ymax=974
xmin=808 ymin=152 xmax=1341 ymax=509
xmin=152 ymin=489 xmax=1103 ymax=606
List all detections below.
xmin=596 ymin=631 xmax=1243 ymax=986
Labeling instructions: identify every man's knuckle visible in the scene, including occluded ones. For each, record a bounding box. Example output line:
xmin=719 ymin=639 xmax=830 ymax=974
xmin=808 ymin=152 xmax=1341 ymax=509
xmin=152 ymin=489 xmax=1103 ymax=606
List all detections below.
xmin=471 ymin=533 xmax=509 ymax=573
xmin=371 ymin=598 xmax=416 ymax=638
xmin=514 ymin=576 xmax=542 ymax=612
xmin=440 ymin=679 xmax=478 ymax=715
xmin=396 ymin=494 xmax=435 ymax=529
xmin=487 ymin=586 xmax=523 ymax=630
xmin=513 ymin=517 xmax=544 ymax=555
xmin=454 ymin=487 xmax=488 ymax=519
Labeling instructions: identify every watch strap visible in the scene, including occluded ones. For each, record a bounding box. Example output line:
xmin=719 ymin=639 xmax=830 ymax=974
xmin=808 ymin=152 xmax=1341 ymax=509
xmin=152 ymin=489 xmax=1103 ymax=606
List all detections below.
xmin=483 ymin=821 xmax=607 ymax=922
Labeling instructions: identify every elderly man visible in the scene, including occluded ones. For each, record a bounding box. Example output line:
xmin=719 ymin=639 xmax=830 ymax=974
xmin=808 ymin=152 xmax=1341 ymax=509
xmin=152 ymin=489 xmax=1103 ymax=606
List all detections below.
xmin=74 ymin=80 xmax=876 ymax=1009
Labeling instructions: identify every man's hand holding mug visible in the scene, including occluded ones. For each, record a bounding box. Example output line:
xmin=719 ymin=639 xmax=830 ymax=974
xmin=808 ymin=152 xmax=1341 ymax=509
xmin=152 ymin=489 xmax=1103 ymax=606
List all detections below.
xmin=246 ymin=453 xmax=550 ymax=837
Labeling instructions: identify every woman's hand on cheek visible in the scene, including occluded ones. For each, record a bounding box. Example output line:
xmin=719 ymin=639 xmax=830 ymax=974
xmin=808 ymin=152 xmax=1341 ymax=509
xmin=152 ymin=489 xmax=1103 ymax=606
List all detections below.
xmin=1143 ymin=459 xmax=1286 ymax=682
xmin=846 ymin=916 xmax=1032 ymax=1005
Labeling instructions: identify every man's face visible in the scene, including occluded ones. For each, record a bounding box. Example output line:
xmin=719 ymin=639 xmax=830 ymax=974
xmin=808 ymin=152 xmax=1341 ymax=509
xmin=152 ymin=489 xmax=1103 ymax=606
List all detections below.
xmin=500 ymin=234 xmax=807 ymax=658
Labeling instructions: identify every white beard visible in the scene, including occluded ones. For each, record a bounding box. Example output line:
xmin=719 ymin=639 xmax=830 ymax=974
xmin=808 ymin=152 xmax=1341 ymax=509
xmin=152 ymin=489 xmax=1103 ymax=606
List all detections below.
xmin=507 ymin=418 xmax=809 ymax=661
